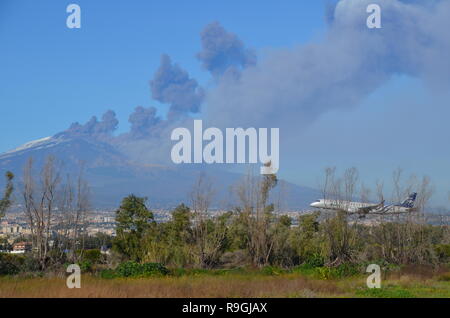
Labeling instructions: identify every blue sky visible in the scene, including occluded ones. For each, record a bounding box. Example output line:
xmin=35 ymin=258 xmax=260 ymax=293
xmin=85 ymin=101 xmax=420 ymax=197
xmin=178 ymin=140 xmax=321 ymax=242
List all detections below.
xmin=1 ymin=0 xmax=449 ymax=206
xmin=0 ymin=0 xmax=327 ymax=149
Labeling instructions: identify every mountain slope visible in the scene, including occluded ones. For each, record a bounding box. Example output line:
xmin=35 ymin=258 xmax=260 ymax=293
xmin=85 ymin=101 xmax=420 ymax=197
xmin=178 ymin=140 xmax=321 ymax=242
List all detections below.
xmin=0 ymin=136 xmax=319 ymax=210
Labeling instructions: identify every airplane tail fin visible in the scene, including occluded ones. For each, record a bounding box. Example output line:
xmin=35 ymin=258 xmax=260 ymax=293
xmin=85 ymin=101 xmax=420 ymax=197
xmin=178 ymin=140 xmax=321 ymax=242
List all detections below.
xmin=400 ymin=193 xmax=417 ymax=208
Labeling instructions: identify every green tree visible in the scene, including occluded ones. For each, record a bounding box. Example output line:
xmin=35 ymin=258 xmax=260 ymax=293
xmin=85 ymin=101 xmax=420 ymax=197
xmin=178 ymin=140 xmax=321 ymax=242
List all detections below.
xmin=142 ymin=204 xmax=194 ymax=266
xmin=113 ymin=195 xmax=155 ymax=262
xmin=228 ymin=209 xmax=250 ymax=250
xmin=235 ymin=167 xmax=278 ymax=267
xmin=0 ymin=171 xmax=14 ymax=221
xmin=289 ymin=212 xmax=323 ymax=266
xmin=169 ymin=203 xmax=192 ymax=243
xmin=271 ymin=215 xmax=295 ymax=266
xmin=322 ymin=211 xmax=358 ymax=266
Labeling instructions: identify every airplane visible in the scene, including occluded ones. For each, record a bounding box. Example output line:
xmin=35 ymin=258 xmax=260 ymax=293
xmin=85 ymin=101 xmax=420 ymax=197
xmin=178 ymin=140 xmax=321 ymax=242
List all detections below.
xmin=309 ymin=193 xmax=417 ymax=218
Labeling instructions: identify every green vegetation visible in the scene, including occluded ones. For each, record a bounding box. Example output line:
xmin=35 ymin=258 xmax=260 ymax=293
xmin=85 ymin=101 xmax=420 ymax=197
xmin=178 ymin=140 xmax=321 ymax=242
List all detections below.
xmin=0 ymin=161 xmax=449 ymax=298
xmin=109 ymin=261 xmax=169 ymax=278
xmin=0 ymin=171 xmax=14 ymax=221
xmin=355 ymin=286 xmax=416 ymax=298
xmin=107 ymin=195 xmax=450 ymax=270
xmin=0 ymin=266 xmax=449 ymax=298
xmin=0 ymin=253 xmax=40 ymax=275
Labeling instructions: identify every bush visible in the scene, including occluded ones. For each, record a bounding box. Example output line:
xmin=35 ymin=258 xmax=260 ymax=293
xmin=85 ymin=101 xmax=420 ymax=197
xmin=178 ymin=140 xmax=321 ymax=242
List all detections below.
xmin=438 ymin=272 xmax=450 ymax=282
xmin=291 ymin=263 xmax=360 ymax=279
xmin=0 ymin=253 xmax=23 ymax=275
xmin=291 ymin=264 xmax=317 ymax=276
xmin=19 ymin=256 xmax=40 ymax=273
xmin=169 ymin=267 xmax=249 ymax=277
xmin=434 ymin=244 xmax=450 ymax=261
xmin=115 ymin=261 xmax=142 ymax=277
xmin=114 ymin=261 xmax=169 ymax=278
xmin=313 ymin=264 xmax=361 ymax=280
xmin=99 ymin=269 xmax=119 ymax=279
xmin=141 ymin=262 xmax=169 ymax=276
xmin=332 ymin=263 xmax=361 ymax=278
xmin=83 ymin=249 xmax=102 ymax=264
xmin=79 ymin=260 xmax=93 ymax=272
xmin=0 ymin=254 xmax=41 ymax=275
xmin=315 ymin=267 xmax=334 ymax=280
xmin=304 ymin=253 xmax=325 ymax=268
xmin=356 ymin=287 xmax=415 ymax=298
xmin=261 ymin=266 xmax=286 ymax=276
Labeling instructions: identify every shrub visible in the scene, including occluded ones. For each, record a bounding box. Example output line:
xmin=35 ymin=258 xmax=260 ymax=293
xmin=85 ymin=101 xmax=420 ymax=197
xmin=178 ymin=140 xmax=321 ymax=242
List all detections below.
xmin=315 ymin=267 xmax=334 ymax=280
xmin=304 ymin=253 xmax=325 ymax=268
xmin=356 ymin=287 xmax=415 ymax=298
xmin=83 ymin=249 xmax=102 ymax=264
xmin=169 ymin=267 xmax=249 ymax=277
xmin=434 ymin=244 xmax=450 ymax=261
xmin=437 ymin=272 xmax=450 ymax=282
xmin=332 ymin=263 xmax=361 ymax=278
xmin=291 ymin=263 xmax=360 ymax=279
xmin=0 ymin=254 xmax=40 ymax=275
xmin=115 ymin=261 xmax=169 ymax=278
xmin=313 ymin=264 xmax=361 ymax=280
xmin=19 ymin=256 xmax=40 ymax=273
xmin=291 ymin=264 xmax=317 ymax=276
xmin=261 ymin=266 xmax=286 ymax=276
xmin=0 ymin=253 xmax=23 ymax=275
xmin=115 ymin=261 xmax=141 ymax=277
xmin=99 ymin=269 xmax=119 ymax=279
xmin=141 ymin=262 xmax=169 ymax=276
xmin=79 ymin=260 xmax=93 ymax=272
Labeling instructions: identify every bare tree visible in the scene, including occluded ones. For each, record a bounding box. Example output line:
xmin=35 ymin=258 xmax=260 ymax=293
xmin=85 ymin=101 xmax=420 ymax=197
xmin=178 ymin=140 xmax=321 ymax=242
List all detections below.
xmin=320 ymin=167 xmax=360 ymax=266
xmin=360 ymin=182 xmax=371 ymax=205
xmin=344 ymin=167 xmax=359 ymax=203
xmin=22 ymin=156 xmax=90 ymax=268
xmin=320 ymin=167 xmax=336 ymax=201
xmin=375 ymin=180 xmax=384 ymax=203
xmin=372 ymin=169 xmax=436 ymax=264
xmin=190 ymin=173 xmax=227 ymax=268
xmin=22 ymin=156 xmax=61 ymax=268
xmin=235 ymin=163 xmax=278 ymax=267
xmin=56 ymin=164 xmax=90 ymax=263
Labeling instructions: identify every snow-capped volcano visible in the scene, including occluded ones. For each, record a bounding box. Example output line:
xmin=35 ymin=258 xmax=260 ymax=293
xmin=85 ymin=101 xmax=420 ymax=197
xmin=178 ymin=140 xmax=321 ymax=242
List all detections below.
xmin=0 ymin=134 xmax=319 ymax=209
xmin=0 ymin=134 xmax=126 ymax=168
xmin=1 ymin=136 xmax=60 ymax=158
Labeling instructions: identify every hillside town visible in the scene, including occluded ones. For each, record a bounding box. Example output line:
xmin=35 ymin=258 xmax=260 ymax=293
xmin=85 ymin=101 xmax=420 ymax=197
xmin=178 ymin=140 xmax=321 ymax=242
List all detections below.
xmin=0 ymin=206 xmax=321 ymax=254
xmin=2 ymin=204 xmax=449 ymax=255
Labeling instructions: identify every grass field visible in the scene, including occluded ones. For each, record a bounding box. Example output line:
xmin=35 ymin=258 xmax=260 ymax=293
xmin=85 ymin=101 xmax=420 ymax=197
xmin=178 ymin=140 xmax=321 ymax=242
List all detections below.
xmin=1 ymin=267 xmax=449 ymax=298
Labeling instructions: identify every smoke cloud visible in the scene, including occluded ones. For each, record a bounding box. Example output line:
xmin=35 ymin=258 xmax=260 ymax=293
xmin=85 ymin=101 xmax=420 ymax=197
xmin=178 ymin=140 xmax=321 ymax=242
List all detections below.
xmin=56 ymin=110 xmax=118 ymax=139
xmin=55 ymin=0 xmax=450 ymax=168
xmin=128 ymin=106 xmax=161 ymax=139
xmin=150 ymin=54 xmax=204 ymax=114
xmin=197 ymin=21 xmax=257 ymax=78
xmin=204 ymin=0 xmax=450 ymax=133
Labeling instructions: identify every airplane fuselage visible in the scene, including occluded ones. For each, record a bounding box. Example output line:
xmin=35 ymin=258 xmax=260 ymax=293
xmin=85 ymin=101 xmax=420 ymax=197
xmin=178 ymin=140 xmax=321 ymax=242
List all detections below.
xmin=310 ymin=199 xmax=412 ymax=214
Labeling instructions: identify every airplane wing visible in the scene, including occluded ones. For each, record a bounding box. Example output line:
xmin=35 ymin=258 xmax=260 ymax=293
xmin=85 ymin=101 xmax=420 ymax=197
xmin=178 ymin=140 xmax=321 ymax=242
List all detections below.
xmin=354 ymin=200 xmax=385 ymax=216
xmin=369 ymin=205 xmax=416 ymax=215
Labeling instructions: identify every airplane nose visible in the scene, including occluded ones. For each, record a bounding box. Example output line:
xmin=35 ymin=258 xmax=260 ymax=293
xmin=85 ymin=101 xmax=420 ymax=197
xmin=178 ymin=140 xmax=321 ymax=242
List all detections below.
xmin=310 ymin=202 xmax=318 ymax=208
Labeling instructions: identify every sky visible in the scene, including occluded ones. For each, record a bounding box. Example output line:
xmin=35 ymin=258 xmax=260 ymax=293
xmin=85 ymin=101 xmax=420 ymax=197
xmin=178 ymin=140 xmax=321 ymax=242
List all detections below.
xmin=0 ymin=0 xmax=327 ymax=146
xmin=1 ymin=0 xmax=449 ymax=206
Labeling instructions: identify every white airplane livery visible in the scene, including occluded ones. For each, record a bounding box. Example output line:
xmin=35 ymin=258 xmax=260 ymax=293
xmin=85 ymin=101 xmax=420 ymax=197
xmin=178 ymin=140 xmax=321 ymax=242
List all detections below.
xmin=310 ymin=193 xmax=417 ymax=218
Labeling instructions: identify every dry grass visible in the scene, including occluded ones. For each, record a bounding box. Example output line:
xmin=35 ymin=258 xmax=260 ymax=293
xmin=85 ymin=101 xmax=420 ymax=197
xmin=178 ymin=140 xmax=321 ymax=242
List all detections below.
xmin=0 ymin=274 xmax=343 ymax=298
xmin=1 ymin=268 xmax=449 ymax=298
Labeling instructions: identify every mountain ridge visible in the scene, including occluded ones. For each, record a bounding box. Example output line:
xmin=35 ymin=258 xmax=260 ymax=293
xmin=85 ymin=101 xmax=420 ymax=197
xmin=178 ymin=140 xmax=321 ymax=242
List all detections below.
xmin=0 ymin=135 xmax=320 ymax=210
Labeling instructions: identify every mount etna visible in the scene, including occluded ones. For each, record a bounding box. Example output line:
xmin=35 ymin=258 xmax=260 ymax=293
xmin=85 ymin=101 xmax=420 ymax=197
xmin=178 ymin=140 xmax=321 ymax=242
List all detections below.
xmin=0 ymin=133 xmax=319 ymax=210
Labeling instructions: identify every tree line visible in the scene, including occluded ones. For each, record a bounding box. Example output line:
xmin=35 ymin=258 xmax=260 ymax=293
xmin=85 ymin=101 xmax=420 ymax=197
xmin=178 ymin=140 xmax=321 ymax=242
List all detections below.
xmin=0 ymin=157 xmax=449 ymax=275
xmin=112 ymin=166 xmax=450 ymax=269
